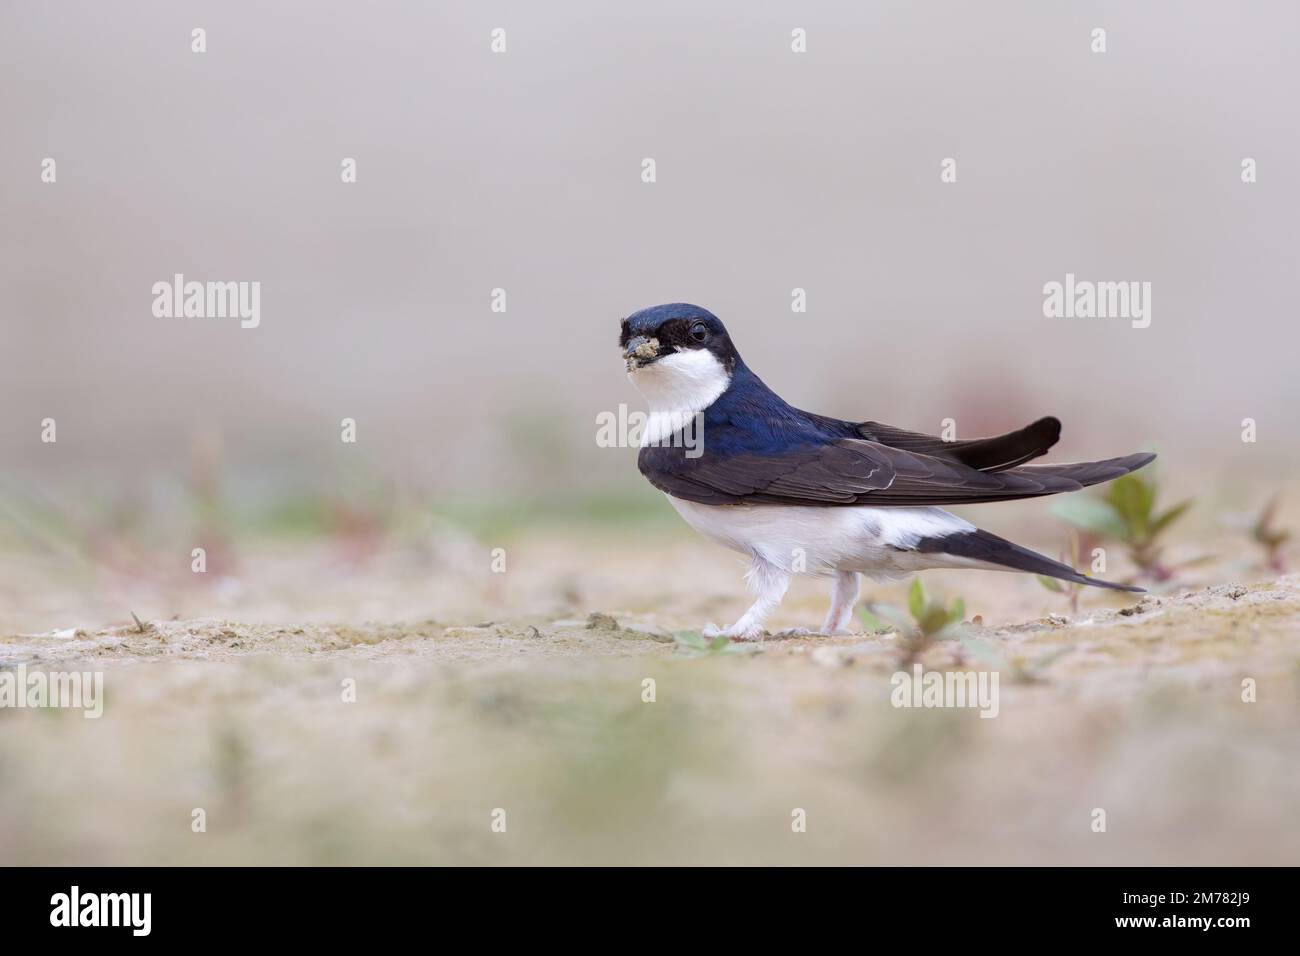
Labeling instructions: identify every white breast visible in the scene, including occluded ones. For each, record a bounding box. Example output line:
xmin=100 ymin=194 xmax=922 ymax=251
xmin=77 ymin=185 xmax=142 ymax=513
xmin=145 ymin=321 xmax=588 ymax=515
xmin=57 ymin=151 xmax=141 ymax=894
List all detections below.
xmin=628 ymin=349 xmax=729 ymax=445
xmin=666 ymin=496 xmax=976 ymax=580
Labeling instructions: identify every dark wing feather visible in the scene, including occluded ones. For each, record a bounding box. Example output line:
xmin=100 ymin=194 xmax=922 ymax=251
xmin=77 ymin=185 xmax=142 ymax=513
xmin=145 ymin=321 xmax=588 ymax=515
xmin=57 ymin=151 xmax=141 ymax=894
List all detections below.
xmin=861 ymin=450 xmax=1155 ymax=505
xmin=640 ymin=436 xmax=1155 ymax=508
xmin=858 ymin=416 xmax=1061 ymax=472
xmin=640 ymin=441 xmax=897 ymax=505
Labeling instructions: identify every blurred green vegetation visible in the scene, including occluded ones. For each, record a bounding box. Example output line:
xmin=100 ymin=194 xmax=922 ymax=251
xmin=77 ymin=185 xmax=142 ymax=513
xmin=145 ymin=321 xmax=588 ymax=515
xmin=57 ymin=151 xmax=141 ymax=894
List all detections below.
xmin=0 ymin=474 xmax=684 ymax=555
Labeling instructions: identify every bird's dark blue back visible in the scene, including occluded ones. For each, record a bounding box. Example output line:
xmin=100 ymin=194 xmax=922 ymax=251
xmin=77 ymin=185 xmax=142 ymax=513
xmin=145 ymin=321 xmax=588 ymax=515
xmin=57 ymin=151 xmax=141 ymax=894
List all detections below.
xmin=699 ymin=362 xmax=860 ymax=458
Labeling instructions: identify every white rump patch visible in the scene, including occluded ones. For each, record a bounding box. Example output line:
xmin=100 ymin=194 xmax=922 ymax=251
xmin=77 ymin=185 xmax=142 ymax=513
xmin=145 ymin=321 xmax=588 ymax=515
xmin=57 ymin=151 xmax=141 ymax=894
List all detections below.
xmin=875 ymin=508 xmax=974 ymax=549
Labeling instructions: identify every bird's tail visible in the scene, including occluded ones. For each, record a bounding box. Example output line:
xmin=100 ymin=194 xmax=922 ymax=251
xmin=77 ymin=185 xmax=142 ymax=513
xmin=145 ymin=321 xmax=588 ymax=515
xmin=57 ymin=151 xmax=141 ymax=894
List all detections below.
xmin=915 ymin=528 xmax=1144 ymax=593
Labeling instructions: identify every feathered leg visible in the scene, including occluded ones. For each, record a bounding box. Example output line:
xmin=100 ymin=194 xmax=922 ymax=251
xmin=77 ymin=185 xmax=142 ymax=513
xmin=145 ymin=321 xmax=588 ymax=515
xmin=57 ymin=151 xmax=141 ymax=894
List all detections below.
xmin=703 ymin=555 xmax=789 ymax=642
xmin=820 ymin=570 xmax=860 ymax=635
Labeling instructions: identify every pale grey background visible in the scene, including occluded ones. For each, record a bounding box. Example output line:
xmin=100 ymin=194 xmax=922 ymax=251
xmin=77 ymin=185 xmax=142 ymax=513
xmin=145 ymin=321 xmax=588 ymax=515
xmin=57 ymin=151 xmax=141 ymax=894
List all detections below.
xmin=2 ymin=0 xmax=1296 ymax=503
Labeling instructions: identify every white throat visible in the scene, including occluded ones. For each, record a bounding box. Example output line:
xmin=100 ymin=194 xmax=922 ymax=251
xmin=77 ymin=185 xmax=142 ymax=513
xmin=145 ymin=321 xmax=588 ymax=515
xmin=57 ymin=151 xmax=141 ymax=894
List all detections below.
xmin=628 ymin=348 xmax=730 ymax=445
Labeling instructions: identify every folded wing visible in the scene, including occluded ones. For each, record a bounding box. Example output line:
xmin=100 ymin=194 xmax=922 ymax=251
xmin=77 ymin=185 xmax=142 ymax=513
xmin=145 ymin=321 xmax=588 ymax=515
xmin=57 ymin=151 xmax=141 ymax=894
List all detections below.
xmin=858 ymin=416 xmax=1062 ymax=472
xmin=639 ymin=417 xmax=1154 ymax=508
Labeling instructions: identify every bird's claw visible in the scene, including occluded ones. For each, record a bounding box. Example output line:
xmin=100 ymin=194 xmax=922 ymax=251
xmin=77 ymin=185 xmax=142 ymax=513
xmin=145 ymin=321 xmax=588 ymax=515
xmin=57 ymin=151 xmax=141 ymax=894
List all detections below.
xmin=702 ymin=622 xmax=766 ymax=642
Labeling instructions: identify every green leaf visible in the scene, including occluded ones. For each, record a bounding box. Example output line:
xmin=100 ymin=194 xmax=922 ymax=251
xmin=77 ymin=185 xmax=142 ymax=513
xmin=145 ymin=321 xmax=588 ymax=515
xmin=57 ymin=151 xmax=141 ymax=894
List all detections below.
xmin=949 ymin=597 xmax=966 ymax=625
xmin=1108 ymin=474 xmax=1154 ymax=537
xmin=1050 ymin=496 xmax=1127 ymax=539
xmin=1037 ymin=575 xmax=1065 ymax=593
xmin=672 ymin=630 xmax=706 ymax=649
xmin=908 ymin=579 xmax=926 ymax=621
xmin=859 ymin=608 xmax=886 ymax=631
xmin=719 ymin=642 xmax=762 ymax=656
xmin=920 ymin=605 xmax=951 ymax=636
xmin=1149 ymin=499 xmax=1193 ymax=537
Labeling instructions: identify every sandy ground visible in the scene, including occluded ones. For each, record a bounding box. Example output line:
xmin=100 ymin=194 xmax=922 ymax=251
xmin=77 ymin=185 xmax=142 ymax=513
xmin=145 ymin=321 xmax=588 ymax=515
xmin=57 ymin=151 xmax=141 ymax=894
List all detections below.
xmin=2 ymin=509 xmax=1298 ymax=866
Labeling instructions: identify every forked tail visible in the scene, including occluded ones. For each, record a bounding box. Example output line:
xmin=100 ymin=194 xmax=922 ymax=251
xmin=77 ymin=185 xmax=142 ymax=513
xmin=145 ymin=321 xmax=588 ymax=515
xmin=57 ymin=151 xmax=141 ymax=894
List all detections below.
xmin=915 ymin=528 xmax=1144 ymax=593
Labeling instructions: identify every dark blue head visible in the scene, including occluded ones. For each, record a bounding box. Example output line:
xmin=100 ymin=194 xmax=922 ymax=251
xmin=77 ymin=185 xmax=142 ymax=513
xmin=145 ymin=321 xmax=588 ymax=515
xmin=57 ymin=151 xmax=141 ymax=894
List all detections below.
xmin=619 ymin=303 xmax=741 ymax=373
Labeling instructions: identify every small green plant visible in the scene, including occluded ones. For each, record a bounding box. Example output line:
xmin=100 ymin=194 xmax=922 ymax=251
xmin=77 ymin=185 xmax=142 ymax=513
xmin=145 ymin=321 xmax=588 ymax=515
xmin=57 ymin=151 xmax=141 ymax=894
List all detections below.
xmin=867 ymin=579 xmax=966 ymax=666
xmin=1051 ymin=471 xmax=1204 ymax=583
xmin=1036 ymin=533 xmax=1084 ymax=615
xmin=1251 ymin=496 xmax=1290 ymax=573
xmin=671 ymin=630 xmax=760 ymax=657
xmin=960 ymin=637 xmax=1073 ymax=685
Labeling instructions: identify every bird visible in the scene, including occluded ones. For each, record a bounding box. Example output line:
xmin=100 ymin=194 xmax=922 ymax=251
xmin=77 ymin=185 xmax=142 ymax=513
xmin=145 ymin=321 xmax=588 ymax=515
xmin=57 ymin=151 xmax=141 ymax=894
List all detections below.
xmin=619 ymin=302 xmax=1155 ymax=641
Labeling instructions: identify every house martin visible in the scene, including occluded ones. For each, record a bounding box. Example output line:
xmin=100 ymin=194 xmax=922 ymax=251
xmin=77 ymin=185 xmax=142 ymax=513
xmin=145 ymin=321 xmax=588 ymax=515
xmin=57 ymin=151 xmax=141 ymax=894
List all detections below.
xmin=620 ymin=303 xmax=1154 ymax=641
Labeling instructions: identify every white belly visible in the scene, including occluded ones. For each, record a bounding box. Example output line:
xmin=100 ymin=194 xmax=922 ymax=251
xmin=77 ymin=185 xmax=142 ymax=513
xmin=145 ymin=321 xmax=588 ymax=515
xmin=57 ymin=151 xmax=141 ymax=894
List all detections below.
xmin=665 ymin=495 xmax=976 ymax=579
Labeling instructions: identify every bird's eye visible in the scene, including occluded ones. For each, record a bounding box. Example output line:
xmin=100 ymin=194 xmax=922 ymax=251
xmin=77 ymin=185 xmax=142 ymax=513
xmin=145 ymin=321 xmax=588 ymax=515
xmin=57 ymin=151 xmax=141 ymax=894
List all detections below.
xmin=689 ymin=323 xmax=708 ymax=342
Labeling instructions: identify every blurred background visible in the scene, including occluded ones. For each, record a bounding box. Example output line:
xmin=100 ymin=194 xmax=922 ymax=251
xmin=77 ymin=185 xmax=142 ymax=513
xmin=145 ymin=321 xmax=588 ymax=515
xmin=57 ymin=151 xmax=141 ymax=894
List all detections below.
xmin=3 ymin=0 xmax=1297 ymax=499
xmin=3 ymin=0 xmax=1299 ymax=869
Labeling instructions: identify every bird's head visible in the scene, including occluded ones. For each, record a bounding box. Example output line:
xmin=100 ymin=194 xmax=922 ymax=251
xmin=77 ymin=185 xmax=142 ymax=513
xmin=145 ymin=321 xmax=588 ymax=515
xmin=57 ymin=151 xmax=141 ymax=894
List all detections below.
xmin=621 ymin=300 xmax=743 ymax=374
xmin=619 ymin=303 xmax=741 ymax=411
xmin=621 ymin=300 xmax=740 ymax=367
